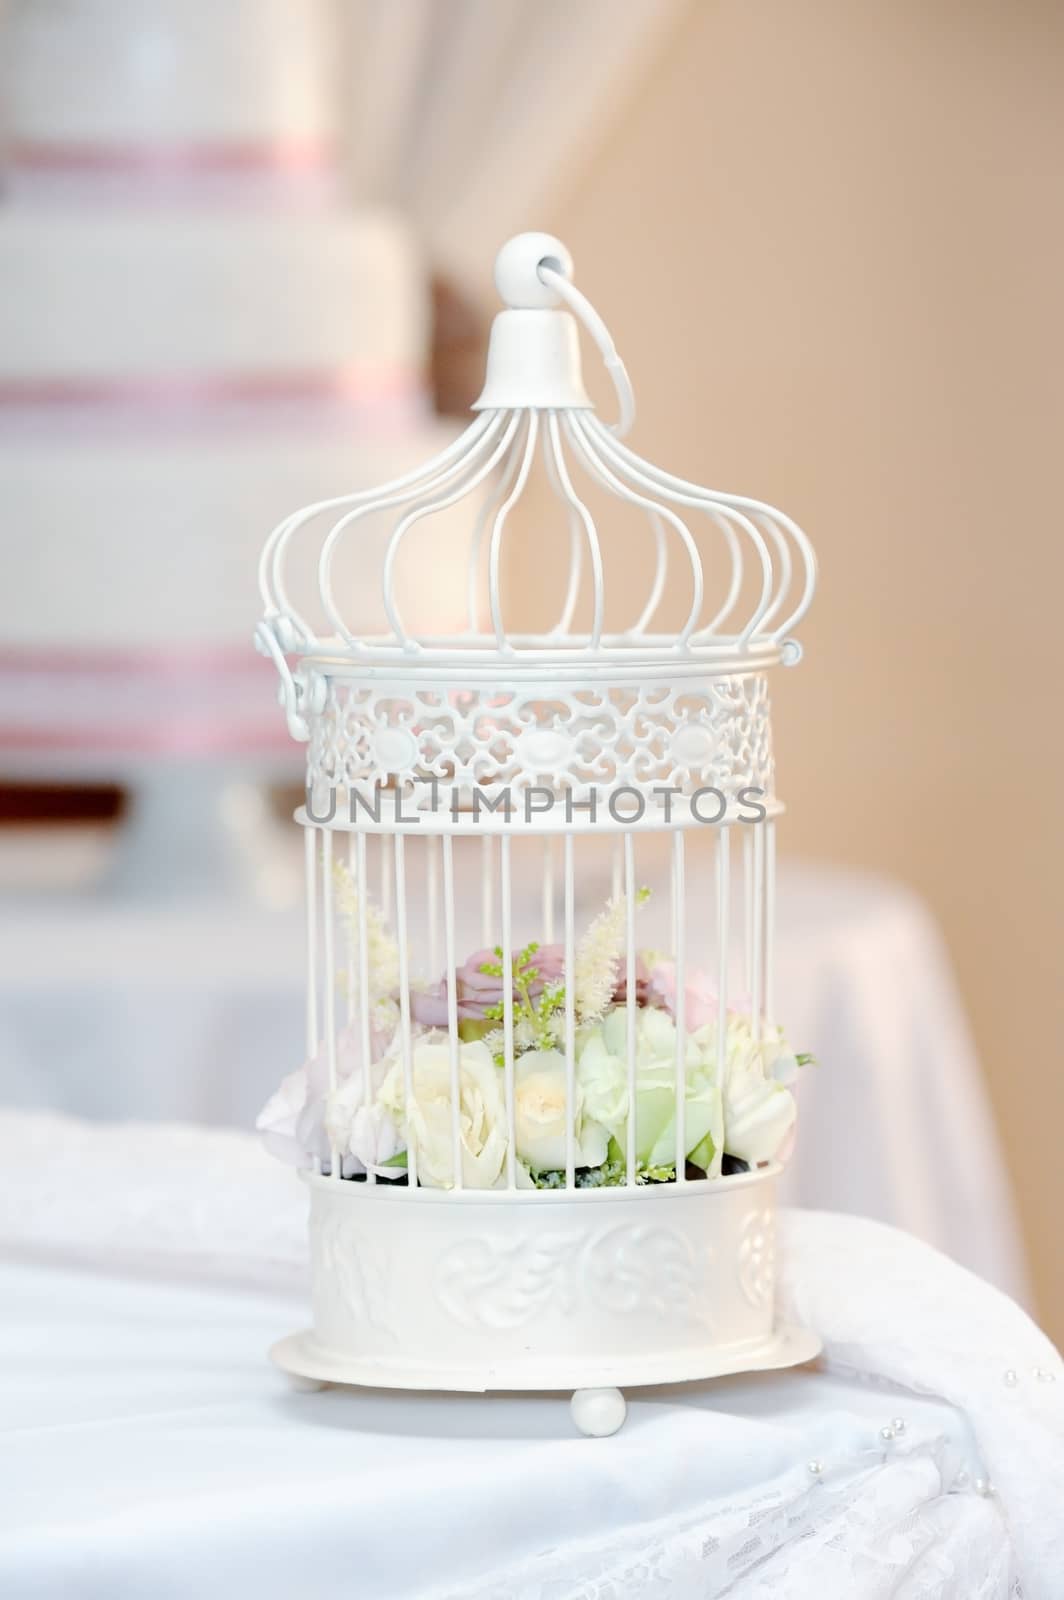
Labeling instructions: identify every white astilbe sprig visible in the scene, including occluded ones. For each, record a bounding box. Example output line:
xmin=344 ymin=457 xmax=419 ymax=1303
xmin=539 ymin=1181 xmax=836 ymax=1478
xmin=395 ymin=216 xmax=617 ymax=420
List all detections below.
xmin=334 ymin=859 xmax=400 ymax=1008
xmin=574 ymin=888 xmax=649 ymax=1023
xmin=483 ymin=1009 xmax=564 ymax=1065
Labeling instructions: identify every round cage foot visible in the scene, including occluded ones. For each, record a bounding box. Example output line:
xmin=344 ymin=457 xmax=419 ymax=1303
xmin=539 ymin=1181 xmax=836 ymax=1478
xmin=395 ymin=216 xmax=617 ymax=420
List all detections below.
xmin=571 ymin=1386 xmax=627 ymax=1437
xmin=286 ymin=1373 xmax=328 ymax=1393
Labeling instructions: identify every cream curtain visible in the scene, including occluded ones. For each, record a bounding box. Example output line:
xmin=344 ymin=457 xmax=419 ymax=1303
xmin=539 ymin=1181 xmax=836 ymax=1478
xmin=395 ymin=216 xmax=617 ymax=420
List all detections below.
xmin=341 ymin=0 xmax=689 ymax=290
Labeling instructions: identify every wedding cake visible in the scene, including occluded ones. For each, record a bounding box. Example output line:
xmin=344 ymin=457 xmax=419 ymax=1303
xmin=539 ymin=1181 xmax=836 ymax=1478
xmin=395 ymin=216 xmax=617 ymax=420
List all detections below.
xmin=0 ymin=0 xmax=464 ymax=761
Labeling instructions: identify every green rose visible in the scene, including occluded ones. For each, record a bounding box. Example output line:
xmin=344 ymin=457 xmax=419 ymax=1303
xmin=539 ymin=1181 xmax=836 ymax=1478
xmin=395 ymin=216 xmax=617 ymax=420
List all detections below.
xmin=578 ymin=1005 xmax=724 ymax=1174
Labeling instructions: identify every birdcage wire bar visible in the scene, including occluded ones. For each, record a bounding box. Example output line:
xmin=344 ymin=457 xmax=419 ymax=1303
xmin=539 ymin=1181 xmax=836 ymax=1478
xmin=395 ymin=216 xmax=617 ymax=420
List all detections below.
xmin=257 ymin=401 xmax=814 ymax=677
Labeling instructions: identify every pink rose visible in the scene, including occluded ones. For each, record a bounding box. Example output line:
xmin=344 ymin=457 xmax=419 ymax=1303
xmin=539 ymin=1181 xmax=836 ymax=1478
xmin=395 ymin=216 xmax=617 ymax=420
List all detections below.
xmin=411 ymin=944 xmax=567 ymax=1027
xmin=646 ymin=960 xmax=719 ymax=1029
xmin=611 ymin=953 xmax=654 ymax=1008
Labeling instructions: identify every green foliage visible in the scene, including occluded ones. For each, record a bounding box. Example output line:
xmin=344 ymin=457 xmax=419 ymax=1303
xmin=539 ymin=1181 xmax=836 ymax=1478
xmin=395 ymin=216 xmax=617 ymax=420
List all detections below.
xmin=638 ymin=1162 xmax=677 ymax=1184
xmin=532 ymin=1169 xmax=567 ymax=1189
xmin=479 ymin=941 xmax=567 ymax=1066
xmin=687 ymin=1129 xmax=717 ymax=1173
xmin=530 ymin=1156 xmax=678 ymax=1189
xmin=457 ymin=1018 xmax=495 ymax=1044
xmin=578 ymin=1159 xmax=627 ymax=1188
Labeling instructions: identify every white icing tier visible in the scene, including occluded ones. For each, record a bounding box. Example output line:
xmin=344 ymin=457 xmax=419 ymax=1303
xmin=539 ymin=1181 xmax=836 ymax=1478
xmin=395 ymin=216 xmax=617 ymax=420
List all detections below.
xmin=0 ymin=421 xmax=468 ymax=649
xmin=0 ymin=0 xmax=464 ymax=717
xmin=0 ymin=211 xmax=425 ymax=379
xmin=3 ymin=0 xmax=336 ymax=148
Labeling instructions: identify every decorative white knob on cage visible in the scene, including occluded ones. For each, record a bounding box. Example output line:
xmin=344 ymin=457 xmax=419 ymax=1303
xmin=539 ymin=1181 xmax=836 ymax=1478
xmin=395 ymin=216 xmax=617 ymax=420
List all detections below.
xmin=257 ymin=233 xmax=821 ymax=1434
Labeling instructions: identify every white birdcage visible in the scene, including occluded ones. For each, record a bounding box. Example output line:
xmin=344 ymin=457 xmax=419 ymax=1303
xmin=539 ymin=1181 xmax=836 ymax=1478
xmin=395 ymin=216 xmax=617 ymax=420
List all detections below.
xmin=256 ymin=233 xmax=820 ymax=1436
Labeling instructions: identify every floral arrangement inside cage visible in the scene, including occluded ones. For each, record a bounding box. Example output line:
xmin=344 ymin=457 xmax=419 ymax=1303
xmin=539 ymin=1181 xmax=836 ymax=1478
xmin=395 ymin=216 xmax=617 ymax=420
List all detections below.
xmin=254 ymin=232 xmax=820 ymax=1435
xmin=259 ymin=868 xmax=813 ymax=1194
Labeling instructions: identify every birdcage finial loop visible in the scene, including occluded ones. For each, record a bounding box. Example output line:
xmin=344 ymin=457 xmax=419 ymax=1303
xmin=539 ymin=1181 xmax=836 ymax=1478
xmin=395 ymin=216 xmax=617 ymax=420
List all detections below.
xmin=494 ymin=231 xmax=573 ymax=309
xmin=475 ymin=232 xmax=634 ymax=432
xmin=536 ymin=261 xmax=635 ymax=438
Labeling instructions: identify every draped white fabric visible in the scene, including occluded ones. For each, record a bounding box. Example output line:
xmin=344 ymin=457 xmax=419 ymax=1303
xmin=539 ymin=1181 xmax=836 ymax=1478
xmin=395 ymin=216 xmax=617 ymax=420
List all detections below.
xmin=1 ymin=1109 xmax=1060 ymax=1598
xmin=341 ymin=0 xmax=689 ymax=287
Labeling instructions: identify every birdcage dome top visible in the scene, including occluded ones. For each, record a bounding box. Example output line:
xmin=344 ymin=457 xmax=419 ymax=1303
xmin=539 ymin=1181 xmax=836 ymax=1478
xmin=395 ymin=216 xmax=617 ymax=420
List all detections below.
xmin=256 ymin=232 xmax=816 ymax=733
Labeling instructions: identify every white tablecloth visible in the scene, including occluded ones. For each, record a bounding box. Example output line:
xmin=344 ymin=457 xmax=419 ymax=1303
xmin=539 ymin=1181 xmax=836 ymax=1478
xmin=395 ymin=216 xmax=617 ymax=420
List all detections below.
xmin=0 ymin=852 xmax=1028 ymax=1301
xmin=0 ymin=1112 xmax=1060 ymax=1599
xmin=0 ymin=1263 xmax=1013 ymax=1600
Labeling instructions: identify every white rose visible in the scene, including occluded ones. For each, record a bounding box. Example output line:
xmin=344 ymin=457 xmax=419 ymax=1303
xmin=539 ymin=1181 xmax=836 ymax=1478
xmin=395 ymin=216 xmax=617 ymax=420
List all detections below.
xmin=512 ymin=1049 xmax=609 ymax=1175
xmin=377 ymin=1034 xmax=507 ymax=1190
xmin=256 ymin=1066 xmax=316 ymax=1170
xmin=258 ymin=1015 xmax=401 ymax=1175
xmin=325 ymin=1068 xmax=404 ymax=1176
xmin=724 ymin=1015 xmax=800 ymax=1085
xmin=720 ymin=1059 xmax=795 ymax=1164
xmin=692 ymin=1016 xmax=797 ymax=1165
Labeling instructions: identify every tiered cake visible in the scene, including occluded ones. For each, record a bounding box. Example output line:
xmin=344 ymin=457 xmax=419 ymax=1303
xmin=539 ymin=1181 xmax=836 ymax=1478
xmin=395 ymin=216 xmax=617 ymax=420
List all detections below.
xmin=0 ymin=0 xmax=465 ymax=764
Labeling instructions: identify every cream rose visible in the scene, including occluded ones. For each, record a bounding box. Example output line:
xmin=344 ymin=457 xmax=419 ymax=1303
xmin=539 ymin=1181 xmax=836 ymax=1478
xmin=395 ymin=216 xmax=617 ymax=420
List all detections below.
xmin=377 ymin=1034 xmax=507 ymax=1190
xmin=512 ymin=1049 xmax=609 ymax=1175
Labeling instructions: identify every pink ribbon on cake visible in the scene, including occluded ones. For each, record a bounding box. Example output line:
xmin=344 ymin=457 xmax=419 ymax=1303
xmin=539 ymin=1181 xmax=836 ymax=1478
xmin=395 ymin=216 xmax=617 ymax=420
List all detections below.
xmin=0 ymin=645 xmax=296 ymax=758
xmin=0 ymin=368 xmax=428 ymax=436
xmin=8 ymin=139 xmax=338 ymax=174
xmin=0 ymin=644 xmax=276 ymax=676
xmin=4 ymin=138 xmax=341 ymax=208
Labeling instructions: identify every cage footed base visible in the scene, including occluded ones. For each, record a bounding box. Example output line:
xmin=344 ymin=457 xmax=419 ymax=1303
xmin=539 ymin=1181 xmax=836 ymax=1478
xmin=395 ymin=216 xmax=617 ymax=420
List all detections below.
xmin=270 ymin=1323 xmax=822 ymax=1436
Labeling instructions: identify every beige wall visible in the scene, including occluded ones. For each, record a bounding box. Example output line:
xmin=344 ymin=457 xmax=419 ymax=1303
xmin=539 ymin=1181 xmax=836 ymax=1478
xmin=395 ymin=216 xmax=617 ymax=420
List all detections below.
xmin=512 ymin=0 xmax=1064 ymax=1335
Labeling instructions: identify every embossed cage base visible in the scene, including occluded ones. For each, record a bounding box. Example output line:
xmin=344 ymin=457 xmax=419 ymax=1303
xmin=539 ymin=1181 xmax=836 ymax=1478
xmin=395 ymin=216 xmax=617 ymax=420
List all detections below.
xmin=272 ymin=1165 xmax=821 ymax=1429
xmin=269 ymin=1322 xmax=821 ymax=1395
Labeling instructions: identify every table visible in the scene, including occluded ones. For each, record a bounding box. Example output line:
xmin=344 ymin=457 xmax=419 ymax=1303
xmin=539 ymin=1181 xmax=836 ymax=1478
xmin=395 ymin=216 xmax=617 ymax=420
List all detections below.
xmin=0 ymin=838 xmax=1029 ymax=1302
xmin=0 ymin=1107 xmax=1059 ymax=1599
